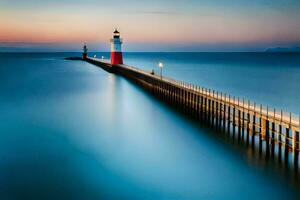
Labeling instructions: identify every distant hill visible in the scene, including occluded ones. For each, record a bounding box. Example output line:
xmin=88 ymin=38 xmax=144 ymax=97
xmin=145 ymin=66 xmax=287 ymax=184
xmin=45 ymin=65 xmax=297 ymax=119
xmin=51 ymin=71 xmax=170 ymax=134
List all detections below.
xmin=265 ymin=47 xmax=300 ymax=52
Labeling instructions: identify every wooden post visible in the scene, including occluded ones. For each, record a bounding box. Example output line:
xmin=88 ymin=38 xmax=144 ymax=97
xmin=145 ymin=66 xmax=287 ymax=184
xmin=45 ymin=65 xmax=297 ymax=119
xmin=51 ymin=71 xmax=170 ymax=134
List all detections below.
xmin=227 ymin=105 xmax=231 ymax=134
xmin=189 ymin=91 xmax=192 ymax=115
xmin=163 ymin=81 xmax=165 ymax=100
xmin=259 ymin=105 xmax=263 ymax=155
xmin=192 ymin=91 xmax=195 ymax=116
xmin=168 ymin=84 xmax=171 ymax=104
xmin=211 ymin=90 xmax=214 ymax=126
xmin=252 ymin=103 xmax=256 ymax=149
xmin=189 ymin=91 xmax=192 ymax=116
xmin=157 ymin=80 xmax=160 ymax=97
xmin=183 ymin=89 xmax=186 ymax=113
xmin=186 ymin=89 xmax=189 ymax=113
xmin=191 ymin=90 xmax=195 ymax=117
xmin=172 ymin=85 xmax=175 ymax=105
xmin=194 ymin=89 xmax=197 ymax=117
xmin=204 ymin=96 xmax=207 ymax=122
xmin=247 ymin=112 xmax=250 ymax=146
xmin=197 ymin=95 xmax=201 ymax=120
xmin=216 ymin=92 xmax=219 ymax=129
xmin=242 ymin=99 xmax=245 ymax=142
xmin=207 ymin=96 xmax=211 ymax=124
xmin=278 ymin=124 xmax=282 ymax=163
xmin=162 ymin=81 xmax=165 ymax=98
xmin=181 ymin=87 xmax=184 ymax=111
xmin=271 ymin=122 xmax=275 ymax=159
xmin=186 ymin=91 xmax=189 ymax=114
xmin=238 ymin=109 xmax=241 ymax=142
xmin=207 ymin=91 xmax=210 ymax=124
xmin=180 ymin=87 xmax=183 ymax=110
xmin=210 ymin=100 xmax=213 ymax=126
xmin=265 ymin=119 xmax=270 ymax=159
xmin=160 ymin=80 xmax=163 ymax=98
xmin=169 ymin=84 xmax=172 ymax=104
xmin=190 ymin=91 xmax=193 ymax=116
xmin=216 ymin=101 xmax=219 ymax=129
xmin=207 ymin=97 xmax=210 ymax=124
xmin=193 ymin=92 xmax=196 ymax=118
xmin=194 ymin=92 xmax=197 ymax=118
xmin=200 ymin=96 xmax=204 ymax=122
xmin=223 ymin=103 xmax=226 ymax=133
xmin=223 ymin=94 xmax=227 ymax=133
xmin=285 ymin=128 xmax=290 ymax=165
xmin=219 ymin=103 xmax=223 ymax=130
xmin=203 ymin=89 xmax=207 ymax=121
xmin=294 ymin=131 xmax=299 ymax=173
xmin=158 ymin=80 xmax=160 ymax=97
xmin=219 ymin=93 xmax=222 ymax=130
xmin=161 ymin=81 xmax=164 ymax=100
xmin=166 ymin=83 xmax=169 ymax=103
xmin=233 ymin=97 xmax=236 ymax=139
xmin=170 ymin=84 xmax=173 ymax=105
xmin=174 ymin=85 xmax=177 ymax=106
xmin=176 ymin=86 xmax=179 ymax=107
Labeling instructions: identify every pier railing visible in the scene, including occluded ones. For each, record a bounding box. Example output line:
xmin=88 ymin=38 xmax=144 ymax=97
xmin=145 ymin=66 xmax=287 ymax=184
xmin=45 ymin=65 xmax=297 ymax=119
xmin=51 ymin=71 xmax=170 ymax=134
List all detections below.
xmin=85 ymin=57 xmax=300 ymax=171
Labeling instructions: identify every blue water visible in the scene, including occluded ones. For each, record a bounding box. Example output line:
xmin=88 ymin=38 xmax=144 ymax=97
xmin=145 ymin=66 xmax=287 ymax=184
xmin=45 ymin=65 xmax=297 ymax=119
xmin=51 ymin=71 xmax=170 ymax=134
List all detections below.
xmin=1 ymin=52 xmax=300 ymax=199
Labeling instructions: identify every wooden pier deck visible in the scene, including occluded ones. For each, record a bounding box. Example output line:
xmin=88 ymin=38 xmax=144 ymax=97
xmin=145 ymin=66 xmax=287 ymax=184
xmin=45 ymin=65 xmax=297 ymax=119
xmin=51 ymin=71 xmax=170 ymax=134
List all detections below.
xmin=85 ymin=57 xmax=300 ymax=170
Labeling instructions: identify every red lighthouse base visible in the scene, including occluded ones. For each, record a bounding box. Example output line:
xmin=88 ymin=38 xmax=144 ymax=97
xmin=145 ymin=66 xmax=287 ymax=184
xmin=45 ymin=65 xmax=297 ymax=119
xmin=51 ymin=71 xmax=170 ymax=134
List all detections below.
xmin=111 ymin=52 xmax=123 ymax=65
xmin=82 ymin=53 xmax=87 ymax=60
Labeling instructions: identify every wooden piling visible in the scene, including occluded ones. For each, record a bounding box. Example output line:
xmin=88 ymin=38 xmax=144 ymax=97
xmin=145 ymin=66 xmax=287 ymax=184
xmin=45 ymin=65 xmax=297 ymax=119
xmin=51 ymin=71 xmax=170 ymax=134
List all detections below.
xmin=271 ymin=122 xmax=275 ymax=159
xmin=265 ymin=119 xmax=270 ymax=159
xmin=252 ymin=113 xmax=256 ymax=149
xmin=223 ymin=103 xmax=227 ymax=133
xmin=279 ymin=124 xmax=282 ymax=163
xmin=246 ymin=112 xmax=250 ymax=146
xmin=216 ymin=101 xmax=219 ymax=130
xmin=285 ymin=128 xmax=290 ymax=165
xmin=259 ymin=105 xmax=263 ymax=155
xmin=238 ymin=109 xmax=241 ymax=142
xmin=227 ymin=105 xmax=231 ymax=135
xmin=232 ymin=97 xmax=236 ymax=139
xmin=294 ymin=131 xmax=299 ymax=172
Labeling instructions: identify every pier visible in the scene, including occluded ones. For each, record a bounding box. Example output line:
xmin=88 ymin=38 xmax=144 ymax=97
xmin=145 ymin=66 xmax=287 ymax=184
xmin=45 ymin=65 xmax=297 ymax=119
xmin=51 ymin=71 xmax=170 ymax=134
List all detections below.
xmin=82 ymin=56 xmax=300 ymax=171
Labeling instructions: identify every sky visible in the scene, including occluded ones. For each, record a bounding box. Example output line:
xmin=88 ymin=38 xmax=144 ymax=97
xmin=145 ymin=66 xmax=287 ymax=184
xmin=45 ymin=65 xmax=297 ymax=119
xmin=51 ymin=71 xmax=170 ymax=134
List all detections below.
xmin=0 ymin=0 xmax=300 ymax=52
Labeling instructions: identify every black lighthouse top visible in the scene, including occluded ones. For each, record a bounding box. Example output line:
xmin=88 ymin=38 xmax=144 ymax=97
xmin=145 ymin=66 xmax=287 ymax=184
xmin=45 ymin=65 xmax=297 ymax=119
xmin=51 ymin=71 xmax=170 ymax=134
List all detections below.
xmin=113 ymin=29 xmax=120 ymax=38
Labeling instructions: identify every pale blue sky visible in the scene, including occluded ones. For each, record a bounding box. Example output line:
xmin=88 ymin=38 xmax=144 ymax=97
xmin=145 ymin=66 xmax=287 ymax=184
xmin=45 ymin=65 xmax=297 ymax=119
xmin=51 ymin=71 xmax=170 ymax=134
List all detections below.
xmin=0 ymin=0 xmax=299 ymax=52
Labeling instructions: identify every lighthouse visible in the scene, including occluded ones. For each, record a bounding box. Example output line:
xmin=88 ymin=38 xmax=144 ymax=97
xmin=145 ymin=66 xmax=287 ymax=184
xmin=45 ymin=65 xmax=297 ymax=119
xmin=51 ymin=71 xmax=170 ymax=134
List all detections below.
xmin=110 ymin=29 xmax=123 ymax=65
xmin=82 ymin=43 xmax=88 ymax=60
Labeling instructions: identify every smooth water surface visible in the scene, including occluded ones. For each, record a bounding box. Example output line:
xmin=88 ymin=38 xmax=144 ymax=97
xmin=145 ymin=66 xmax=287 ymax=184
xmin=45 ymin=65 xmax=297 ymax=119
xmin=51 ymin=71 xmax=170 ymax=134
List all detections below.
xmin=0 ymin=53 xmax=300 ymax=199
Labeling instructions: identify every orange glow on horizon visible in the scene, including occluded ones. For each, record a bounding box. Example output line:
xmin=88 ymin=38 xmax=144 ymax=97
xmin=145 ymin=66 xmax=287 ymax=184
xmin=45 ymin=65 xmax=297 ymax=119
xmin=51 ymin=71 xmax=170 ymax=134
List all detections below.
xmin=0 ymin=3 xmax=299 ymax=48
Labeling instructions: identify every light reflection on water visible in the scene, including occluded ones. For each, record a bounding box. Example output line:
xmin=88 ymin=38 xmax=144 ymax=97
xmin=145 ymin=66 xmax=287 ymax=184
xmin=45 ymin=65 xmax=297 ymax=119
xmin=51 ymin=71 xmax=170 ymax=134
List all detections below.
xmin=0 ymin=53 xmax=299 ymax=199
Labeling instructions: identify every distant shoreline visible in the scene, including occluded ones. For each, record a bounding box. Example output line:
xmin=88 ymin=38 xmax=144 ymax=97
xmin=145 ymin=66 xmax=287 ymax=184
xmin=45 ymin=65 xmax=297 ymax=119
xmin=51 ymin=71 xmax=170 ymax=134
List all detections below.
xmin=265 ymin=47 xmax=300 ymax=53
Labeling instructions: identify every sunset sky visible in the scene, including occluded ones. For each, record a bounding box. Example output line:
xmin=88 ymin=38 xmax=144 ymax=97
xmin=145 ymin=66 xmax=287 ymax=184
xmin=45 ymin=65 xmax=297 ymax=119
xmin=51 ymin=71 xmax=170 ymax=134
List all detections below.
xmin=0 ymin=0 xmax=300 ymax=52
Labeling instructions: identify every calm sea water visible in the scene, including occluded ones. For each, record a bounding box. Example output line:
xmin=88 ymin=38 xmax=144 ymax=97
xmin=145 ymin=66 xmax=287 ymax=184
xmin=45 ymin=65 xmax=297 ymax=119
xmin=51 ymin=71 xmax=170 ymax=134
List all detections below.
xmin=1 ymin=52 xmax=300 ymax=199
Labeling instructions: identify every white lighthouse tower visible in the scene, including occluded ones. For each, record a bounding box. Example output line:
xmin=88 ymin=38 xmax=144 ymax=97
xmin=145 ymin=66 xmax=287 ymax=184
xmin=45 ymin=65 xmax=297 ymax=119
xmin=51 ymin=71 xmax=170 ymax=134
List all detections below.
xmin=110 ymin=29 xmax=123 ymax=65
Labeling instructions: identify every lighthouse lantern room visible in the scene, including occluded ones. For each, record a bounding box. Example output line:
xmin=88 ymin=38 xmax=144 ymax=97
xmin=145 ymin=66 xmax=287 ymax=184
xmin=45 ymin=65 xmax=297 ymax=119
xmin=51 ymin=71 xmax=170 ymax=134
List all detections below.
xmin=110 ymin=29 xmax=123 ymax=65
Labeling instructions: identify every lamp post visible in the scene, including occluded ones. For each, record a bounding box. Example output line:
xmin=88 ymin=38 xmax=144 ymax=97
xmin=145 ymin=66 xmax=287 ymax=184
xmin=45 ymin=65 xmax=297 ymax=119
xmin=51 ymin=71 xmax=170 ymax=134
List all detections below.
xmin=158 ymin=62 xmax=164 ymax=79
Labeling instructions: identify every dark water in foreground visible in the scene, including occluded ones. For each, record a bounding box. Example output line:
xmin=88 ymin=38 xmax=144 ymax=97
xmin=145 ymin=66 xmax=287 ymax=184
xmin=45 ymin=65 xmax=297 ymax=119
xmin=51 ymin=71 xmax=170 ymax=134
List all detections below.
xmin=1 ymin=53 xmax=300 ymax=199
